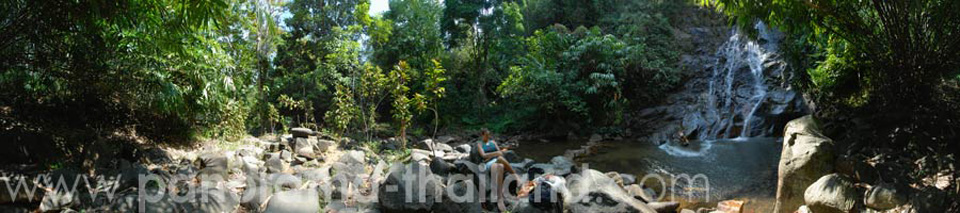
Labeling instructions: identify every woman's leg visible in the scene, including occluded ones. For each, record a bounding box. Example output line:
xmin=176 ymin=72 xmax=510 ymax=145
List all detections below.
xmin=497 ymin=157 xmax=522 ymax=185
xmin=491 ymin=163 xmax=507 ymax=211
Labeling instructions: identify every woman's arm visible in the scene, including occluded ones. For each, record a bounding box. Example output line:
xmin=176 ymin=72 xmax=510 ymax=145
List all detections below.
xmin=477 ymin=141 xmax=502 ymax=159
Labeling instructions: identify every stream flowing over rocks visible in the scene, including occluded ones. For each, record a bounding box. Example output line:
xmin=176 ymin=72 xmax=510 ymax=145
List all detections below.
xmin=1 ymin=129 xmax=708 ymax=213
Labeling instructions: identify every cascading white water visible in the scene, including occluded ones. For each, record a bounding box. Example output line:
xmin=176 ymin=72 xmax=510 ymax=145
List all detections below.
xmin=658 ymin=22 xmax=794 ymax=157
xmin=697 ymin=22 xmax=783 ymax=141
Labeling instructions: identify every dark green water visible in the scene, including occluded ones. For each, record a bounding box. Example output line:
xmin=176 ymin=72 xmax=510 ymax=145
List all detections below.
xmin=514 ymin=137 xmax=782 ymax=212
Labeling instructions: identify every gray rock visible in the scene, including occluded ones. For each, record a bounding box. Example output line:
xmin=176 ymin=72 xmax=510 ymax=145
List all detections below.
xmin=197 ymin=151 xmax=230 ymax=183
xmin=240 ymin=156 xmax=261 ymax=175
xmin=279 ymin=150 xmax=293 ymax=162
xmin=530 ymin=163 xmax=557 ymax=176
xmin=510 ymin=158 xmax=536 ymax=175
xmin=435 ymin=142 xmax=454 ymax=153
xmin=455 ymin=144 xmax=472 ymax=154
xmin=502 ymin=150 xmax=523 ymax=163
xmin=625 ymin=184 xmax=657 ymax=202
xmin=181 ymin=185 xmax=240 ymax=213
xmin=265 ymin=154 xmax=287 ymax=174
xmin=293 ymin=138 xmax=318 ymax=159
xmin=332 ymin=151 xmax=367 ymax=192
xmin=298 ymin=167 xmax=331 ymax=183
xmin=605 ymin=172 xmax=625 ymax=188
xmin=316 ymin=139 xmax=336 ymax=152
xmin=263 ymin=189 xmax=320 ymax=213
xmin=566 ymin=169 xmax=656 ymax=213
xmin=110 ymin=188 xmax=180 ymax=213
xmin=803 ymin=174 xmax=861 ymax=213
xmin=434 ymin=180 xmax=482 ymax=213
xmin=550 ymin=156 xmax=575 ymax=176
xmin=647 ymin=201 xmax=680 ymax=213
xmin=411 ymin=149 xmax=432 ymax=163
xmin=430 ymin=156 xmax=455 ymax=176
xmin=290 ymin=127 xmax=314 ymax=138
xmin=774 ymin=115 xmax=835 ymax=213
xmin=378 ymin=163 xmax=443 ymax=212
xmin=621 ymin=174 xmax=637 ymax=185
xmin=863 ymin=184 xmax=907 ymax=211
xmin=241 ymin=175 xmax=273 ymax=210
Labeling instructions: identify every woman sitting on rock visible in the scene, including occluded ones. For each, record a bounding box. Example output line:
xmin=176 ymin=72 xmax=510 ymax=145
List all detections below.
xmin=475 ymin=128 xmax=520 ymax=211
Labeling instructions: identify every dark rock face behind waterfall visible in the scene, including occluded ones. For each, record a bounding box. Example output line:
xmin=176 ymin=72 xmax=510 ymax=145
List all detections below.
xmin=629 ymin=21 xmax=808 ymax=144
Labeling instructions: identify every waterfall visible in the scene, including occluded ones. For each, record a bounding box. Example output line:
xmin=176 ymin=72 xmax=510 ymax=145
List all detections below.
xmin=696 ymin=22 xmax=783 ymax=141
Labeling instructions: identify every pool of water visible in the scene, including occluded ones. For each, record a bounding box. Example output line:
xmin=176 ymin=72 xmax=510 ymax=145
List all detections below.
xmin=514 ymin=138 xmax=782 ymax=212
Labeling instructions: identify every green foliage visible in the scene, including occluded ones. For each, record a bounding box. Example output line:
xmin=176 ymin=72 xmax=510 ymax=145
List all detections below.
xmin=375 ymin=0 xmax=444 ymax=70
xmin=2 ymin=0 xmax=691 ymax=163
xmin=497 ymin=25 xmax=678 ymax=127
xmin=389 ymin=61 xmax=419 ymax=147
xmin=325 ymin=84 xmax=357 ymax=138
xmin=700 ymin=0 xmax=960 ymax=112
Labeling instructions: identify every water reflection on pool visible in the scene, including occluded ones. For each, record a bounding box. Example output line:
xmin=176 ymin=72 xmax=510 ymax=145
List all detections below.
xmin=515 ymin=137 xmax=782 ymax=212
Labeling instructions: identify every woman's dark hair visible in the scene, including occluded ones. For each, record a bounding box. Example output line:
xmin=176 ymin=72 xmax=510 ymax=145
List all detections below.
xmin=481 ymin=128 xmax=491 ymax=142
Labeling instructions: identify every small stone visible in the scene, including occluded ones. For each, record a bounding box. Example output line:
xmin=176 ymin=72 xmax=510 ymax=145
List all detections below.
xmin=716 ymin=200 xmax=744 ymax=213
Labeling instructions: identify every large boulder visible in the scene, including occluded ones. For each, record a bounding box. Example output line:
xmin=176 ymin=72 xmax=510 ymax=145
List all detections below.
xmin=433 ymin=180 xmax=483 ymax=213
xmin=263 ymin=189 xmax=321 ymax=213
xmin=565 ymin=169 xmax=656 ymax=213
xmin=293 ymin=137 xmax=318 ymax=159
xmin=378 ymin=163 xmax=444 ymax=212
xmin=803 ymin=174 xmax=861 ymax=213
xmin=550 ymin=156 xmax=575 ymax=176
xmin=863 ymin=184 xmax=907 ymax=211
xmin=197 ymin=151 xmax=230 ymax=183
xmin=774 ymin=115 xmax=835 ymax=213
xmin=430 ymin=156 xmax=455 ymax=176
xmin=332 ymin=150 xmax=367 ymax=181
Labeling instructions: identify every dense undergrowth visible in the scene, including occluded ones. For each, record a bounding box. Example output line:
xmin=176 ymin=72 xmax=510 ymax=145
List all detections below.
xmin=0 ymin=0 xmax=691 ymax=165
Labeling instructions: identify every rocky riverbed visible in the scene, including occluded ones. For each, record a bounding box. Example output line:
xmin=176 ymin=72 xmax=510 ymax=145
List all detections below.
xmin=0 ymin=127 xmax=736 ymax=213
